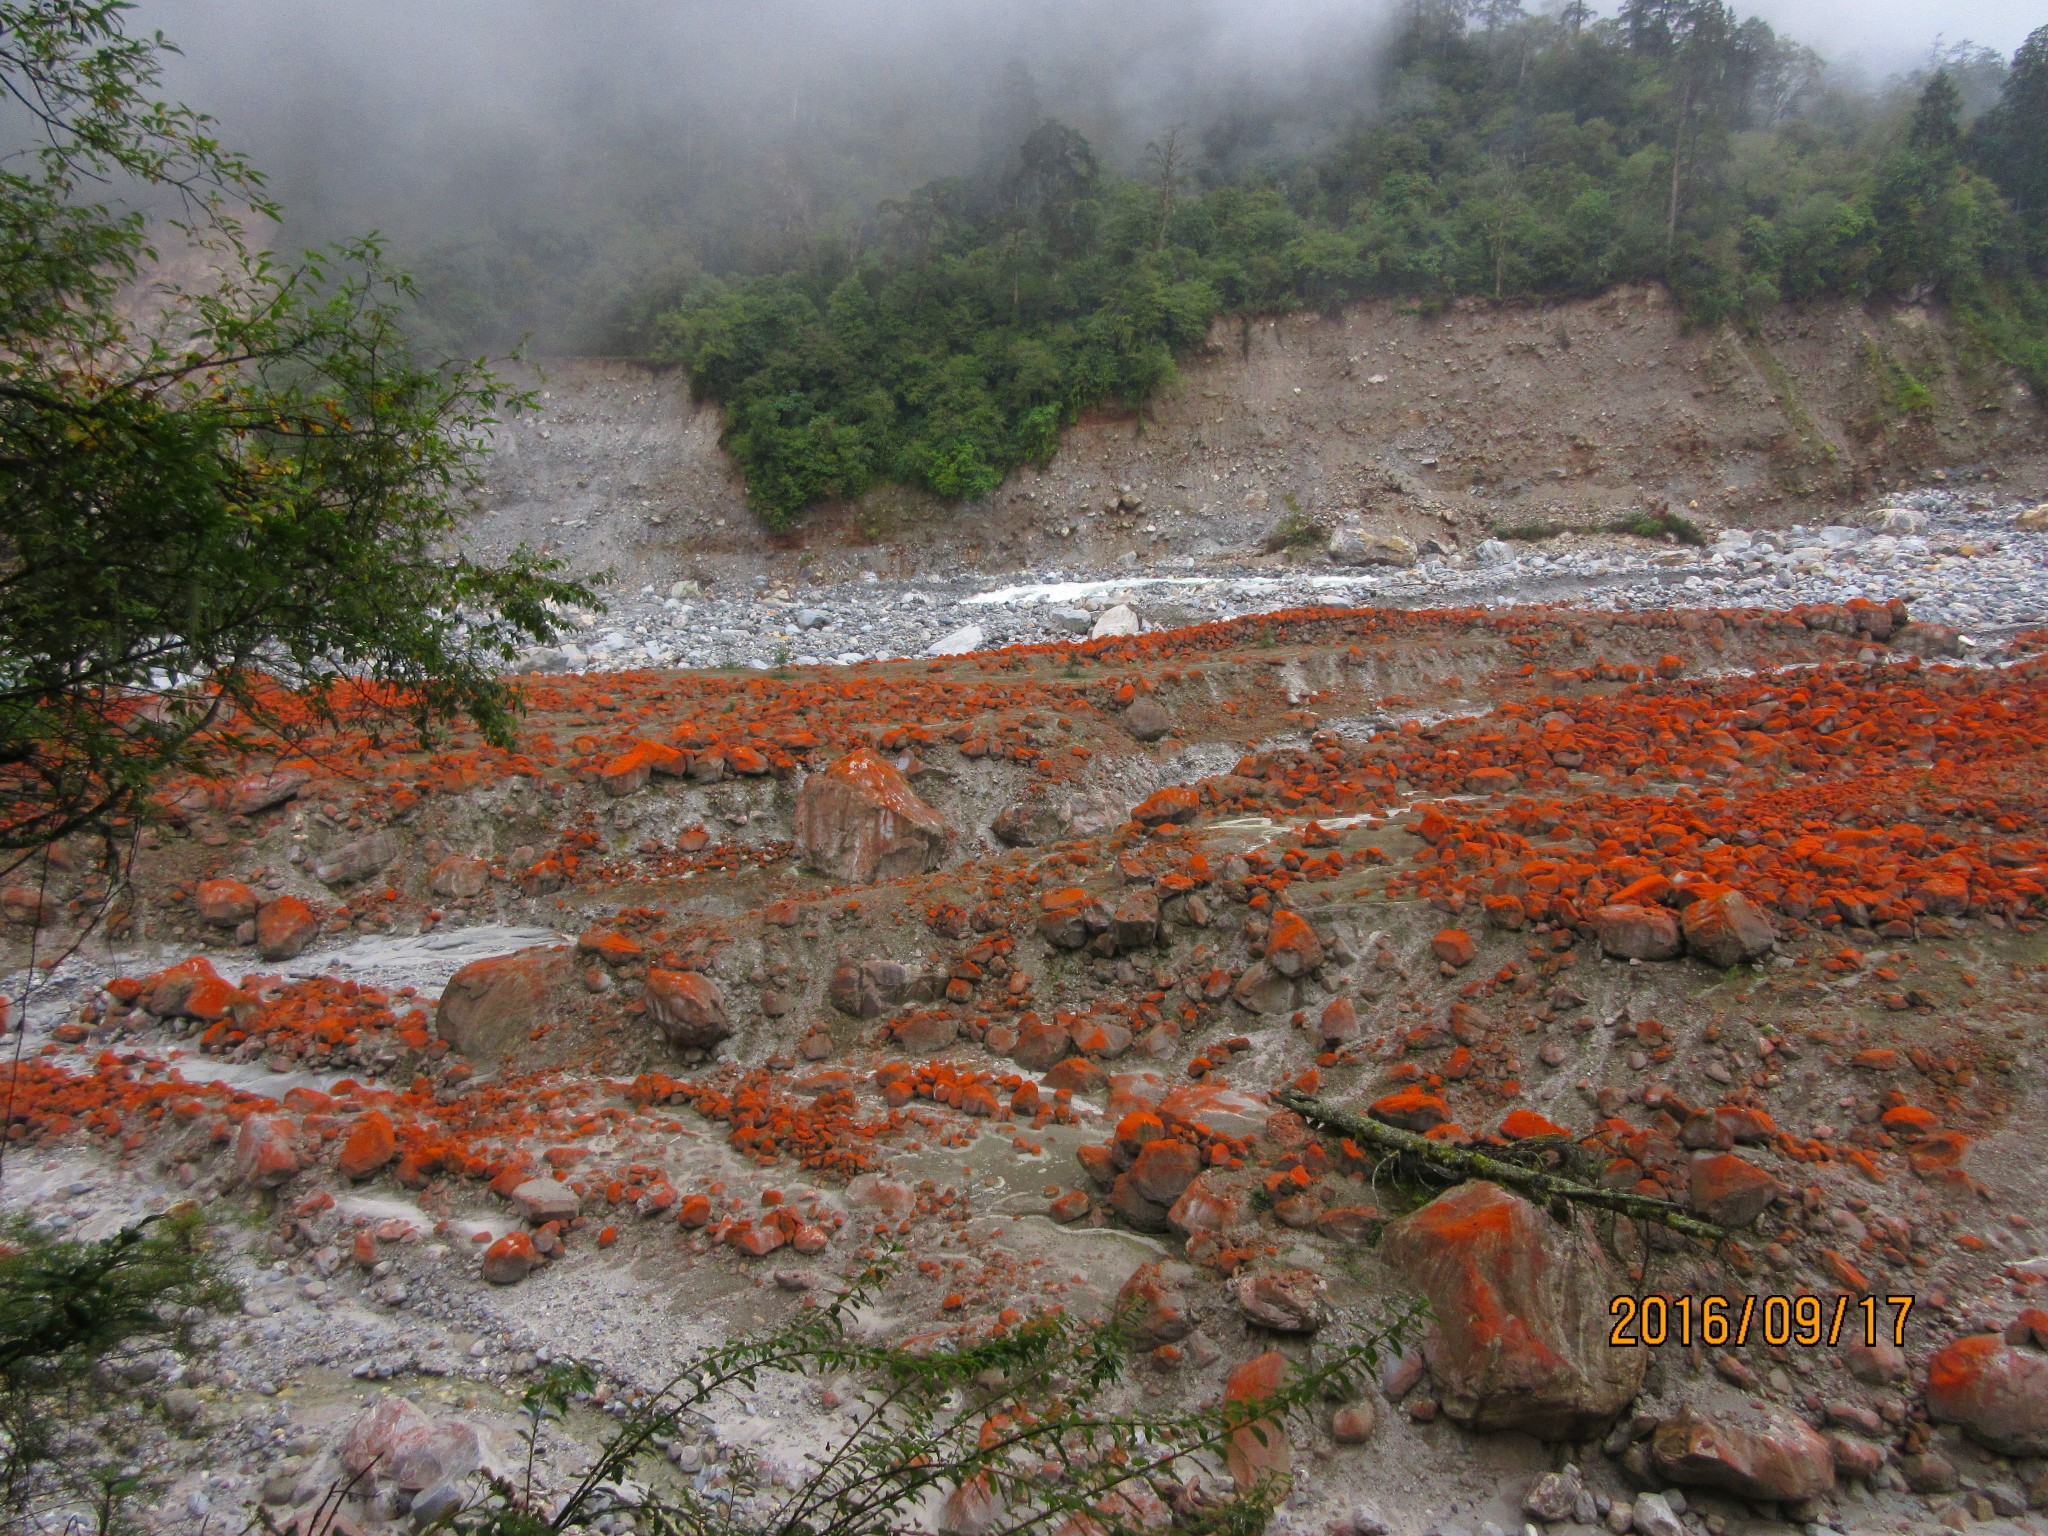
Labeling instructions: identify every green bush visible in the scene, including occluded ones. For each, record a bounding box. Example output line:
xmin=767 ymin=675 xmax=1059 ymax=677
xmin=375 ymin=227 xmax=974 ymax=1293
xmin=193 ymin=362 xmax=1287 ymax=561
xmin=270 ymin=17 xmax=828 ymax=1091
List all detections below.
xmin=650 ymin=19 xmax=2048 ymax=525
xmin=0 ymin=1210 xmax=237 ymax=1516
xmin=428 ymin=1254 xmax=1422 ymax=1536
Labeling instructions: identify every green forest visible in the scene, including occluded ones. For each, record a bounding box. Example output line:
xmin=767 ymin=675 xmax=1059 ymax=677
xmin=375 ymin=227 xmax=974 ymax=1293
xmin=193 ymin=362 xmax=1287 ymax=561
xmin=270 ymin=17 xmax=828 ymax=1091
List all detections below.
xmin=641 ymin=1 xmax=2048 ymax=527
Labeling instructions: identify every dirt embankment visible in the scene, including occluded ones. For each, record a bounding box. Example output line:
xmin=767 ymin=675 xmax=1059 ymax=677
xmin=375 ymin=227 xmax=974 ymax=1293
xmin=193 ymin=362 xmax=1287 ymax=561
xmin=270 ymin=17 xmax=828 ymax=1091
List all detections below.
xmin=470 ymin=286 xmax=2046 ymax=590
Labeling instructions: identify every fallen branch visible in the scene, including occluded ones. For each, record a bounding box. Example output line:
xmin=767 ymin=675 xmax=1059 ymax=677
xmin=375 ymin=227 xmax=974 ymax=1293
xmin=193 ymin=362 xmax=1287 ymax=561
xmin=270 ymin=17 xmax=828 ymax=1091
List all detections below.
xmin=1273 ymin=1087 xmax=1728 ymax=1244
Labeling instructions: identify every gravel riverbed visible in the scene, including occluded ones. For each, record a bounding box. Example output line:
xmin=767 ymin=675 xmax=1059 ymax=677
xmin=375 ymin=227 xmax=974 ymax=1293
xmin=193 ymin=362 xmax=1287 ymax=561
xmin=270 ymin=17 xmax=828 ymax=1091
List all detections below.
xmin=516 ymin=487 xmax=2048 ymax=674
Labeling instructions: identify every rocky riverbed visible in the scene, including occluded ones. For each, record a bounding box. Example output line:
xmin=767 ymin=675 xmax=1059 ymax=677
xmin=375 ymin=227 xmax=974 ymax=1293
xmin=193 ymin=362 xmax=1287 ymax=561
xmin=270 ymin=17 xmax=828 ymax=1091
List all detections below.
xmin=10 ymin=482 xmax=2048 ymax=1536
xmin=515 ymin=489 xmax=2048 ymax=675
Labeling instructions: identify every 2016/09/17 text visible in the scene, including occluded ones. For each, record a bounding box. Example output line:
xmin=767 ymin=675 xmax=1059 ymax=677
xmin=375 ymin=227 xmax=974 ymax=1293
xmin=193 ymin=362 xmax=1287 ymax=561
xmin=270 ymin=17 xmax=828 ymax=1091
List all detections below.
xmin=1609 ymin=1294 xmax=1913 ymax=1349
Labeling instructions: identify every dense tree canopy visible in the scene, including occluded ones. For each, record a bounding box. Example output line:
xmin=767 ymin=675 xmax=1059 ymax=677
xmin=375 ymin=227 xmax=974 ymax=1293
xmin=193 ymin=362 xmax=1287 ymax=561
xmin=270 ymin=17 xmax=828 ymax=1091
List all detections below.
xmin=0 ymin=0 xmax=588 ymax=858
xmin=652 ymin=6 xmax=2048 ymax=527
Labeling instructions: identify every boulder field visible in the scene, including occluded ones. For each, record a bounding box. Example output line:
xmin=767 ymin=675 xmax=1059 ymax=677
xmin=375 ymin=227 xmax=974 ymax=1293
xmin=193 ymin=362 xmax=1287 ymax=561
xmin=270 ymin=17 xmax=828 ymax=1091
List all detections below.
xmin=9 ymin=596 xmax=2048 ymax=1534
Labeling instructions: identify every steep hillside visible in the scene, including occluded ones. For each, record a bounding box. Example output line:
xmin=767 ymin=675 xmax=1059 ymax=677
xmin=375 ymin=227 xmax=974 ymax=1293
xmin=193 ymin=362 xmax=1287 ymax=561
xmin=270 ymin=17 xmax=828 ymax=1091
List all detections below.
xmin=470 ymin=289 xmax=2046 ymax=590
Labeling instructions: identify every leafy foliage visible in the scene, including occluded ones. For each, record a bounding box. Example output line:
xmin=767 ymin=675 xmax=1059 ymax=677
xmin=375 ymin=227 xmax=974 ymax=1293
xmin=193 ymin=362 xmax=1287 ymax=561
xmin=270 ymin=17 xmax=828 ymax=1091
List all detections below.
xmin=430 ymin=1254 xmax=1422 ymax=1536
xmin=0 ymin=1209 xmax=237 ymax=1511
xmin=654 ymin=9 xmax=2048 ymax=526
xmin=0 ymin=1 xmax=593 ymax=860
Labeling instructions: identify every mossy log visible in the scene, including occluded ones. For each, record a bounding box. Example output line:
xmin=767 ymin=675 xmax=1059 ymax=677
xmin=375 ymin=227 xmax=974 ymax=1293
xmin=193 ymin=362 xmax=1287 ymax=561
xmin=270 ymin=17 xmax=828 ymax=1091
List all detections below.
xmin=1273 ymin=1087 xmax=1728 ymax=1244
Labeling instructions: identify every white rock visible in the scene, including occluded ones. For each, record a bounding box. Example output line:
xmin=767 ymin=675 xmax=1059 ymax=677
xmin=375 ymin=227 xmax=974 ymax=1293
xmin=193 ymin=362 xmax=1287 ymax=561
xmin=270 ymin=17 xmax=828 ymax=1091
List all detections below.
xmin=1475 ymin=539 xmax=1514 ymax=567
xmin=925 ymin=624 xmax=985 ymax=656
xmin=1090 ymin=604 xmax=1141 ymax=638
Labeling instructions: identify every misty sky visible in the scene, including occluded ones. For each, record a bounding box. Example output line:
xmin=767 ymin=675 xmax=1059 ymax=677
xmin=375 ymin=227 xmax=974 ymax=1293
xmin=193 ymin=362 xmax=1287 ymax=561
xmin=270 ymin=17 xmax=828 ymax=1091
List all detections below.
xmin=1746 ymin=0 xmax=2039 ymax=63
xmin=115 ymin=0 xmax=2044 ymax=349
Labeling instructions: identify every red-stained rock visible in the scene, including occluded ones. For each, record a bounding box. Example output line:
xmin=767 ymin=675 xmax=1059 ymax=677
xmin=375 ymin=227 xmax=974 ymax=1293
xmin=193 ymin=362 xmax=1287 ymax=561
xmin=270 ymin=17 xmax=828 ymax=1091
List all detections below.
xmin=731 ymin=1223 xmax=786 ymax=1257
xmin=234 ymin=1115 xmax=301 ymax=1189
xmin=1011 ymin=1018 xmax=1072 ymax=1072
xmin=1263 ymin=910 xmax=1325 ymax=978
xmin=1131 ymin=785 xmax=1200 ymax=827
xmin=1926 ymin=1335 xmax=2048 ymax=1454
xmin=428 ymin=856 xmax=490 ymax=899
xmin=227 ymin=768 xmax=310 ymax=816
xmin=1432 ymin=928 xmax=1477 ymax=967
xmin=1681 ymin=890 xmax=1776 ymax=967
xmin=890 ymin=1013 xmax=958 ymax=1054
xmin=1128 ymin=1139 xmax=1202 ymax=1206
xmin=1688 ymin=1152 xmax=1782 ymax=1228
xmin=1232 ymin=1267 xmax=1328 ymax=1333
xmin=1230 ymin=961 xmax=1295 ymax=1015
xmin=255 ymin=895 xmax=320 ymax=961
xmin=1650 ymin=1404 xmax=1836 ymax=1501
xmin=937 ymin=1475 xmax=1004 ymax=1536
xmin=1332 ymin=1402 xmax=1376 ymax=1443
xmin=1499 ymin=1109 xmax=1571 ymax=1140
xmin=1111 ymin=887 xmax=1161 ymax=952
xmin=142 ymin=956 xmax=222 ymax=1017
xmin=1381 ymin=1181 xmax=1643 ymax=1437
xmin=643 ymin=969 xmax=732 ymax=1051
xmin=1047 ymin=1190 xmax=1090 ymax=1223
xmin=196 ymin=879 xmax=260 ymax=927
xmin=1916 ymin=873 xmax=1971 ymax=916
xmin=1317 ymin=995 xmax=1359 ymax=1045
xmin=1223 ymin=1351 xmax=1291 ymax=1491
xmin=436 ymin=948 xmax=572 ymax=1062
xmin=1043 ymin=1057 xmax=1108 ymax=1094
xmin=1168 ymin=1171 xmax=1247 ymax=1238
xmin=1116 ymin=1261 xmax=1196 ymax=1344
xmin=338 ymin=1111 xmax=397 ymax=1180
xmin=829 ymin=956 xmax=913 ymax=1017
xmin=795 ymin=748 xmax=952 ymax=884
xmin=1826 ymin=1432 xmax=1886 ymax=1481
xmin=0 ymin=886 xmax=53 ymax=928
xmin=1593 ymin=903 xmax=1682 ymax=961
xmin=1481 ymin=895 xmax=1526 ymax=931
xmin=1370 ymin=1088 xmax=1450 ymax=1133
xmin=482 ymin=1231 xmax=539 ymax=1285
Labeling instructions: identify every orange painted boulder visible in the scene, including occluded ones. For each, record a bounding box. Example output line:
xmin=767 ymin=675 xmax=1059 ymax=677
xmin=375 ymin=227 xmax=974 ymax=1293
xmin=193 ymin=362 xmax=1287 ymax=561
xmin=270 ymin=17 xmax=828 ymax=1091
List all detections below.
xmin=795 ymin=748 xmax=952 ymax=884
xmin=1381 ymin=1180 xmax=1642 ymax=1437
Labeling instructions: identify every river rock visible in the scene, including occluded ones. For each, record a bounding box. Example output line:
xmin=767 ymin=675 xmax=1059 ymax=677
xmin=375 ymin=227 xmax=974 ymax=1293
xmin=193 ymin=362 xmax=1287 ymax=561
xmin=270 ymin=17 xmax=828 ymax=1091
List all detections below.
xmin=1328 ymin=527 xmax=1417 ymax=567
xmin=314 ymin=829 xmax=401 ymax=886
xmin=1381 ymin=1180 xmax=1643 ymax=1437
xmin=643 ymin=968 xmax=732 ymax=1051
xmin=1926 ymin=1335 xmax=2048 ymax=1454
xmin=436 ymin=948 xmax=572 ymax=1063
xmin=1650 ymin=1402 xmax=1834 ymax=1501
xmin=795 ymin=747 xmax=952 ymax=884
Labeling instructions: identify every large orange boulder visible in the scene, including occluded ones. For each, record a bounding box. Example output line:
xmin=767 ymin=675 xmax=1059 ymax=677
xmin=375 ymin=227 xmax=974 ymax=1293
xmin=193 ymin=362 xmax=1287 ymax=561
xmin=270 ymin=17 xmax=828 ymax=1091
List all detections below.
xmin=1223 ymin=1351 xmax=1292 ymax=1491
xmin=1687 ymin=1152 xmax=1782 ymax=1228
xmin=1593 ymin=903 xmax=1681 ymax=961
xmin=338 ymin=1111 xmax=398 ymax=1180
xmin=1130 ymin=785 xmax=1200 ymax=827
xmin=1926 ymin=1335 xmax=2048 ymax=1454
xmin=435 ymin=947 xmax=572 ymax=1062
xmin=1263 ymin=910 xmax=1325 ymax=978
xmin=255 ymin=895 xmax=320 ymax=960
xmin=795 ymin=748 xmax=952 ymax=884
xmin=195 ymin=878 xmax=260 ymax=927
xmin=234 ymin=1114 xmax=302 ymax=1189
xmin=644 ymin=969 xmax=732 ymax=1051
xmin=1381 ymin=1181 xmax=1642 ymax=1437
xmin=1680 ymin=890 xmax=1775 ymax=967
